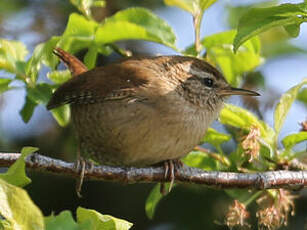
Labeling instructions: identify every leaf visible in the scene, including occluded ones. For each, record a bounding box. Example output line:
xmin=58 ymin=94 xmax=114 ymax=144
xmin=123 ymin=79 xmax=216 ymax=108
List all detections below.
xmin=283 ymin=22 xmax=302 ymax=37
xmin=26 ymin=37 xmax=60 ymax=84
xmin=274 ymin=78 xmax=307 ymax=135
xmin=0 ymin=178 xmax=44 ymax=230
xmin=51 ymin=105 xmax=71 ymax=127
xmin=95 ymin=7 xmax=177 ymax=50
xmin=0 ymin=147 xmax=37 ymax=187
xmin=47 ymin=70 xmax=72 ymax=84
xmin=27 ymin=83 xmax=53 ymax=105
xmin=70 ymin=0 xmax=105 ymax=18
xmin=0 ymin=39 xmax=28 ymax=75
xmin=84 ymin=45 xmax=98 ymax=69
xmin=234 ymin=2 xmax=307 ymax=52
xmin=58 ymin=13 xmax=98 ymax=53
xmin=297 ymin=88 xmax=307 ymax=106
xmin=45 ymin=211 xmax=83 ymax=230
xmin=185 ymin=30 xmax=261 ymax=86
xmin=164 ymin=0 xmax=217 ymax=15
xmin=20 ymin=96 xmax=37 ymax=123
xmin=145 ymin=184 xmax=170 ymax=219
xmin=0 ymin=79 xmax=12 ymax=95
xmin=282 ymin=132 xmax=307 ymax=149
xmin=77 ymin=207 xmax=133 ymax=230
xmin=182 ymin=151 xmax=219 ymax=170
xmin=202 ymin=128 xmax=231 ymax=148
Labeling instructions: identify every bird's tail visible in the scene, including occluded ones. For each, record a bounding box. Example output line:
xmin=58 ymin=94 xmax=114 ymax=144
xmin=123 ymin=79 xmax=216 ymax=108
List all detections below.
xmin=53 ymin=47 xmax=88 ymax=77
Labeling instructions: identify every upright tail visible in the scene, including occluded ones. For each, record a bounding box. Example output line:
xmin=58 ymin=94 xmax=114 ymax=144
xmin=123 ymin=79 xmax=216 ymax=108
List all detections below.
xmin=53 ymin=47 xmax=88 ymax=77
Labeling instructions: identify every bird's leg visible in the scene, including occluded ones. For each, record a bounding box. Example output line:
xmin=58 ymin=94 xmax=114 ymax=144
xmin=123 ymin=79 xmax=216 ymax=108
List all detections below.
xmin=160 ymin=159 xmax=183 ymax=195
xmin=74 ymin=147 xmax=94 ymax=198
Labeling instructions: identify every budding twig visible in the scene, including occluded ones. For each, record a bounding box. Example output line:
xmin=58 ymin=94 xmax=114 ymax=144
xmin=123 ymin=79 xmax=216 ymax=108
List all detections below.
xmin=0 ymin=152 xmax=306 ymax=190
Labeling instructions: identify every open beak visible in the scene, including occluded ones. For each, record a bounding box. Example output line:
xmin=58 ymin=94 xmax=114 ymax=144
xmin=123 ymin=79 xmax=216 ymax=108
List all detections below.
xmin=218 ymin=87 xmax=260 ymax=96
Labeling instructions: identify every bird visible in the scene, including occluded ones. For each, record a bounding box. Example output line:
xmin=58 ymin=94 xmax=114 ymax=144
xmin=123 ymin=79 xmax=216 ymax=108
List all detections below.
xmin=47 ymin=48 xmax=259 ymax=193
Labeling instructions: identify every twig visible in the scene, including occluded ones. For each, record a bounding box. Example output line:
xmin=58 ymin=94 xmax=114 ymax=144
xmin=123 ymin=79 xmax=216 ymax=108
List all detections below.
xmin=0 ymin=153 xmax=306 ymax=190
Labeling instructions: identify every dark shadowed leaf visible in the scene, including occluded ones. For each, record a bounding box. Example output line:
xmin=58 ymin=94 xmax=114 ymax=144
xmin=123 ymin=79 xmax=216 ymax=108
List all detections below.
xmin=0 ymin=78 xmax=12 ymax=95
xmin=145 ymin=183 xmax=171 ymax=219
xmin=20 ymin=96 xmax=37 ymax=123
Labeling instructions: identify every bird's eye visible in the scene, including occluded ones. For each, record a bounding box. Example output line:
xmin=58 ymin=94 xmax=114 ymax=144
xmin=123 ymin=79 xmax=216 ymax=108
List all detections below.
xmin=203 ymin=78 xmax=213 ymax=87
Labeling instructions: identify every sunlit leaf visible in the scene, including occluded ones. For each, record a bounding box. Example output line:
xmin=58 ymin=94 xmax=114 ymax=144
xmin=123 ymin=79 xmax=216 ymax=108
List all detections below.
xmin=182 ymin=151 xmax=219 ymax=170
xmin=185 ymin=30 xmax=261 ymax=86
xmin=274 ymin=78 xmax=307 ymax=135
xmin=70 ymin=0 xmax=105 ymax=18
xmin=96 ymin=7 xmax=177 ymax=50
xmin=84 ymin=45 xmax=98 ymax=69
xmin=47 ymin=70 xmax=72 ymax=84
xmin=58 ymin=13 xmax=98 ymax=53
xmin=282 ymin=131 xmax=307 ymax=149
xmin=0 ymin=147 xmax=37 ymax=187
xmin=202 ymin=128 xmax=231 ymax=148
xmin=26 ymin=37 xmax=60 ymax=84
xmin=45 ymin=211 xmax=83 ymax=230
xmin=164 ymin=0 xmax=217 ymax=15
xmin=0 ymin=39 xmax=28 ymax=74
xmin=77 ymin=207 xmax=133 ymax=230
xmin=0 ymin=178 xmax=44 ymax=230
xmin=234 ymin=2 xmax=307 ymax=52
xmin=51 ymin=105 xmax=71 ymax=127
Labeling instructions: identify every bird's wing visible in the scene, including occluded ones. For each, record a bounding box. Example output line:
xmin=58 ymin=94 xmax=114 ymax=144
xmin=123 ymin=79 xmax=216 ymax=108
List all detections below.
xmin=47 ymin=61 xmax=150 ymax=110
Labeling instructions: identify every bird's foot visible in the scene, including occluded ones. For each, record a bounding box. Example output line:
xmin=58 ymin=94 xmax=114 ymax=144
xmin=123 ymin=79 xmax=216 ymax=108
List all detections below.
xmin=160 ymin=159 xmax=183 ymax=195
xmin=74 ymin=157 xmax=94 ymax=198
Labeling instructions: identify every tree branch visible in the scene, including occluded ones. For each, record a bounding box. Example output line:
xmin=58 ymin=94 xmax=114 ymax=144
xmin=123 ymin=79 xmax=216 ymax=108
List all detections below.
xmin=0 ymin=152 xmax=306 ymax=190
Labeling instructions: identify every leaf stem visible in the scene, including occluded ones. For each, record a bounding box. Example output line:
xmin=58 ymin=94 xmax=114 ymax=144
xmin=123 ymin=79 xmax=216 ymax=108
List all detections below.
xmin=193 ymin=11 xmax=203 ymax=57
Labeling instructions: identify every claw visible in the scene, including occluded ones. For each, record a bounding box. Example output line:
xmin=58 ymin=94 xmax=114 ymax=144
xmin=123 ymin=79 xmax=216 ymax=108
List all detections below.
xmin=160 ymin=159 xmax=183 ymax=195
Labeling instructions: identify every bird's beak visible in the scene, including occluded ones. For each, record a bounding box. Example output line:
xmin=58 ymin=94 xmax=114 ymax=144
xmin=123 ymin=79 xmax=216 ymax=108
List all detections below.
xmin=218 ymin=87 xmax=260 ymax=96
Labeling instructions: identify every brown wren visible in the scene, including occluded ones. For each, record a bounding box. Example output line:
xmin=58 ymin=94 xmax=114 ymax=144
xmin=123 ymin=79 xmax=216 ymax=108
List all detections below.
xmin=47 ymin=48 xmax=259 ymax=173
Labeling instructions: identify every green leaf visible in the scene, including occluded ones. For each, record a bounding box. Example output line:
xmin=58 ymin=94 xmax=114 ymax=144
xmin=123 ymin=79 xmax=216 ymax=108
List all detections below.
xmin=282 ymin=131 xmax=307 ymax=149
xmin=45 ymin=211 xmax=83 ymax=230
xmin=185 ymin=30 xmax=261 ymax=86
xmin=220 ymin=104 xmax=264 ymax=134
xmin=0 ymin=147 xmax=37 ymax=187
xmin=202 ymin=128 xmax=231 ymax=148
xmin=26 ymin=37 xmax=60 ymax=84
xmin=0 ymin=39 xmax=28 ymax=75
xmin=297 ymin=88 xmax=307 ymax=106
xmin=27 ymin=83 xmax=53 ymax=105
xmin=274 ymin=78 xmax=307 ymax=136
xmin=20 ymin=96 xmax=37 ymax=123
xmin=96 ymin=7 xmax=177 ymax=50
xmin=164 ymin=0 xmax=217 ymax=15
xmin=145 ymin=184 xmax=170 ymax=219
xmin=77 ymin=207 xmax=133 ymax=230
xmin=47 ymin=70 xmax=72 ymax=84
xmin=51 ymin=105 xmax=71 ymax=127
xmin=0 ymin=178 xmax=44 ymax=230
xmin=84 ymin=45 xmax=98 ymax=69
xmin=58 ymin=13 xmax=98 ymax=53
xmin=70 ymin=0 xmax=105 ymax=18
xmin=283 ymin=22 xmax=302 ymax=37
xmin=182 ymin=151 xmax=219 ymax=170
xmin=0 ymin=79 xmax=12 ymax=95
xmin=234 ymin=3 xmax=307 ymax=52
